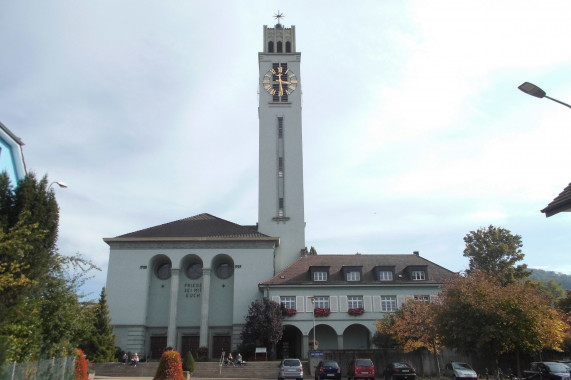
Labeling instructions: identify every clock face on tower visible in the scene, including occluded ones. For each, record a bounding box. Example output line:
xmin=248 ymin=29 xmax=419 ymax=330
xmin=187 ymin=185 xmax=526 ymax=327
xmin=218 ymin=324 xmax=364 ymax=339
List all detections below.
xmin=263 ymin=63 xmax=298 ymax=102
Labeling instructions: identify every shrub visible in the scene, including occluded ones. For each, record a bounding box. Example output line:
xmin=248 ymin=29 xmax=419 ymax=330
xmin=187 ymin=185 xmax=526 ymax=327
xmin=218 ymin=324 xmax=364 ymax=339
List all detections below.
xmin=182 ymin=351 xmax=195 ymax=373
xmin=196 ymin=346 xmax=208 ymax=362
xmin=153 ymin=350 xmax=185 ymax=380
xmin=348 ymin=307 xmax=365 ymax=316
xmin=313 ymin=307 xmax=330 ymax=317
xmin=75 ymin=348 xmax=88 ymax=380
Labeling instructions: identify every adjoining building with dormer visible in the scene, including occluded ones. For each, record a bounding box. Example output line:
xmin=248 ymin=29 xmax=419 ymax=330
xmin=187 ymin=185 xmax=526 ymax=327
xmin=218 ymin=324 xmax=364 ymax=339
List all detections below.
xmin=104 ymin=19 xmax=456 ymax=361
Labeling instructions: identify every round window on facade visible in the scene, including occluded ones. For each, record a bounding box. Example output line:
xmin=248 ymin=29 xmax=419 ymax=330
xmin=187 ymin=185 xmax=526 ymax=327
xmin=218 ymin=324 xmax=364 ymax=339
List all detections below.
xmin=216 ymin=263 xmax=233 ymax=279
xmin=186 ymin=263 xmax=203 ymax=279
xmin=156 ymin=263 xmax=172 ymax=280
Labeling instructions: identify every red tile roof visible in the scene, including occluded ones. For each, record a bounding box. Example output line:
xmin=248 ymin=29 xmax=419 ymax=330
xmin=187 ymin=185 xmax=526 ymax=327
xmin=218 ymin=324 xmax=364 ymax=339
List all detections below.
xmin=261 ymin=253 xmax=457 ymax=285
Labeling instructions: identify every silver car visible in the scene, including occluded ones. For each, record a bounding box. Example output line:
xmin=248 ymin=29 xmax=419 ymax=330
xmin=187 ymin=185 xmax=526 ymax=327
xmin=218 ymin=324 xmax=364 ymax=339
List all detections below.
xmin=444 ymin=362 xmax=477 ymax=380
xmin=278 ymin=358 xmax=303 ymax=380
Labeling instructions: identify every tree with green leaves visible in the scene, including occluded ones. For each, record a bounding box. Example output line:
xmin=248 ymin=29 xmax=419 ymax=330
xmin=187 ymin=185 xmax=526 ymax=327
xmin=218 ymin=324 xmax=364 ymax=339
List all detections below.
xmin=436 ymin=271 xmax=567 ymax=373
xmin=80 ymin=287 xmax=116 ymax=362
xmin=240 ymin=298 xmax=283 ymax=359
xmin=0 ymin=172 xmax=99 ymax=363
xmin=463 ymin=225 xmax=530 ymax=285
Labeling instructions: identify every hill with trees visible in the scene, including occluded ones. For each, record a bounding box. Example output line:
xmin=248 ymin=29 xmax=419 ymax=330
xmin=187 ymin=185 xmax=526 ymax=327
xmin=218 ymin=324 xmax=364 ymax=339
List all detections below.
xmin=530 ymin=268 xmax=571 ymax=290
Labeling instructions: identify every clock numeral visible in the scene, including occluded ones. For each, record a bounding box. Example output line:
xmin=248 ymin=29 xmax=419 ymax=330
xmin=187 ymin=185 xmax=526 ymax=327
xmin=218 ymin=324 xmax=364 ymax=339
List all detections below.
xmin=290 ymin=79 xmax=298 ymax=84
xmin=286 ymin=90 xmax=292 ymax=95
xmin=264 ymin=85 xmax=272 ymax=91
xmin=264 ymin=73 xmax=272 ymax=78
xmin=270 ymin=89 xmax=276 ymax=95
xmin=263 ymin=79 xmax=270 ymax=84
xmin=288 ymin=85 xmax=296 ymax=91
xmin=271 ymin=69 xmax=276 ymax=75
xmin=289 ymin=73 xmax=296 ymax=78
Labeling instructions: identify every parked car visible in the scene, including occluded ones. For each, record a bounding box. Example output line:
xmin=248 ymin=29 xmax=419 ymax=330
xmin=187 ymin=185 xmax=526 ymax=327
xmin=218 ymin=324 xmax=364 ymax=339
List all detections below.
xmin=278 ymin=358 xmax=303 ymax=380
xmin=348 ymin=358 xmax=375 ymax=380
xmin=523 ymin=362 xmax=571 ymax=380
xmin=315 ymin=360 xmax=341 ymax=380
xmin=557 ymin=361 xmax=571 ymax=373
xmin=384 ymin=362 xmax=416 ymax=380
xmin=443 ymin=362 xmax=477 ymax=380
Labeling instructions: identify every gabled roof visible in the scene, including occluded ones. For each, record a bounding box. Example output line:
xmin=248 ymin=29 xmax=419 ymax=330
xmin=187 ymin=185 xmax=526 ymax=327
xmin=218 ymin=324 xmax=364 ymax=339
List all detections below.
xmin=0 ymin=121 xmax=24 ymax=146
xmin=541 ymin=182 xmax=571 ymax=217
xmin=260 ymin=253 xmax=457 ymax=286
xmin=104 ymin=213 xmax=275 ymax=241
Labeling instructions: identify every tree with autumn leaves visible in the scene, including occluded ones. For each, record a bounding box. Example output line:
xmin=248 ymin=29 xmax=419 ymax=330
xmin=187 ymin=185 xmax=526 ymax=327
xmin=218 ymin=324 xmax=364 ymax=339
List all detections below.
xmin=375 ymin=298 xmax=442 ymax=372
xmin=376 ymin=225 xmax=569 ymax=375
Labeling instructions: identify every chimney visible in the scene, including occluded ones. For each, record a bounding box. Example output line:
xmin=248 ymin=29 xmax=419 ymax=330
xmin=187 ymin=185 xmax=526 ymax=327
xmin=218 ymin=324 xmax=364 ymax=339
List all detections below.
xmin=413 ymin=251 xmax=419 ymax=256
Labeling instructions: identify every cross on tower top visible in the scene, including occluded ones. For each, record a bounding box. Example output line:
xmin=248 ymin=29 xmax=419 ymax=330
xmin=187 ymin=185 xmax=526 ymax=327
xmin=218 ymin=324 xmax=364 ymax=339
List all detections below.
xmin=273 ymin=11 xmax=285 ymax=25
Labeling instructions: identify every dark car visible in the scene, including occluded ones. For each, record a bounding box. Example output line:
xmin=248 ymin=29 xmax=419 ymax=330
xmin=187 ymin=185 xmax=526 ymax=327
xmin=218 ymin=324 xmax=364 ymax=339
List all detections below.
xmin=348 ymin=358 xmax=375 ymax=380
xmin=524 ymin=362 xmax=570 ymax=380
xmin=384 ymin=362 xmax=416 ymax=380
xmin=443 ymin=362 xmax=477 ymax=380
xmin=315 ymin=360 xmax=341 ymax=380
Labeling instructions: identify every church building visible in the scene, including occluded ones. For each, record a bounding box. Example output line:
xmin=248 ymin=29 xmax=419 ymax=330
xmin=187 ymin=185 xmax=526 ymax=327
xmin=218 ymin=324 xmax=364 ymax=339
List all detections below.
xmin=104 ymin=19 xmax=456 ymax=361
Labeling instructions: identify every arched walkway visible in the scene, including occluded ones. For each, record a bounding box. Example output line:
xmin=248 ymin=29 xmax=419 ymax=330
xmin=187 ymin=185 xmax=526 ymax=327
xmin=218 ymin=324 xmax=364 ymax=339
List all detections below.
xmin=309 ymin=324 xmax=338 ymax=350
xmin=277 ymin=325 xmax=303 ymax=359
xmin=343 ymin=324 xmax=371 ymax=349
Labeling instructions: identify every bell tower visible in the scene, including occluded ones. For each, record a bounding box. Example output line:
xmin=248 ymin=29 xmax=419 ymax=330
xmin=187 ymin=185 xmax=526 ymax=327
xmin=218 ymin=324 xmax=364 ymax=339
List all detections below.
xmin=257 ymin=18 xmax=305 ymax=274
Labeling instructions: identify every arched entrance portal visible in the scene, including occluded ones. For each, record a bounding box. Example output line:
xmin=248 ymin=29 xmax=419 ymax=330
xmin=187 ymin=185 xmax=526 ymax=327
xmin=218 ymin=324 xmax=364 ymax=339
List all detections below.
xmin=277 ymin=325 xmax=302 ymax=359
xmin=343 ymin=324 xmax=370 ymax=349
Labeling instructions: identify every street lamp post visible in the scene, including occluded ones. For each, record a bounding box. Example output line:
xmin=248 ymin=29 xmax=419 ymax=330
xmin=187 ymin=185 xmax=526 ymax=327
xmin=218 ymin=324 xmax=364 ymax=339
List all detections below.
xmin=309 ymin=296 xmax=316 ymax=350
xmin=48 ymin=181 xmax=68 ymax=190
xmin=518 ymin=82 xmax=571 ymax=109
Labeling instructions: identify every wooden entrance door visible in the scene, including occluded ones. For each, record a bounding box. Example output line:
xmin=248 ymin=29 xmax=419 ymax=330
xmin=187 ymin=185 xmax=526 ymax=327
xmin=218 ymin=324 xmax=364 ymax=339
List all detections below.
xmin=212 ymin=336 xmax=231 ymax=359
xmin=181 ymin=335 xmax=200 ymax=358
xmin=150 ymin=336 xmax=167 ymax=359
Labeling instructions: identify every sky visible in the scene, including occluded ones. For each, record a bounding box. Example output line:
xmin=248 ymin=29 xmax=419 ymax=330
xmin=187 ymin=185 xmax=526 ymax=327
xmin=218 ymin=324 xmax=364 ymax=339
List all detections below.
xmin=1 ymin=1 xmax=570 ymax=299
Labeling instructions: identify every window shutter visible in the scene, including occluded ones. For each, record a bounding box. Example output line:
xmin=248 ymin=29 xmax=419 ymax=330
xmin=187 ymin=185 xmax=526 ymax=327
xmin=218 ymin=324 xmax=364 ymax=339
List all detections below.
xmin=363 ymin=296 xmax=372 ymax=312
xmin=396 ymin=295 xmax=406 ymax=308
xmin=330 ymin=296 xmax=338 ymax=312
xmin=373 ymin=296 xmax=381 ymax=312
xmin=339 ymin=296 xmax=348 ymax=312
xmin=272 ymin=296 xmax=280 ymax=304
xmin=296 ymin=296 xmax=304 ymax=312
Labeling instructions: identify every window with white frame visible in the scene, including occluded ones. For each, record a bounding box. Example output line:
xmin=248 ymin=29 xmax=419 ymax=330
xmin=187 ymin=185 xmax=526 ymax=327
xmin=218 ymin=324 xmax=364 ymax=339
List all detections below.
xmin=381 ymin=296 xmax=397 ymax=312
xmin=313 ymin=271 xmax=327 ymax=281
xmin=313 ymin=296 xmax=329 ymax=309
xmin=348 ymin=296 xmax=363 ymax=309
xmin=346 ymin=271 xmax=360 ymax=281
xmin=414 ymin=295 xmax=430 ymax=302
xmin=411 ymin=270 xmax=426 ymax=280
xmin=280 ymin=296 xmax=296 ymax=309
xmin=379 ymin=271 xmax=393 ymax=281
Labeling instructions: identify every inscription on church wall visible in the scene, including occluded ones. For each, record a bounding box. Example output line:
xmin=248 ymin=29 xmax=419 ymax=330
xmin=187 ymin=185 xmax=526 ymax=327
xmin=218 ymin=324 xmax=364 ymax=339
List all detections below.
xmin=184 ymin=283 xmax=202 ymax=298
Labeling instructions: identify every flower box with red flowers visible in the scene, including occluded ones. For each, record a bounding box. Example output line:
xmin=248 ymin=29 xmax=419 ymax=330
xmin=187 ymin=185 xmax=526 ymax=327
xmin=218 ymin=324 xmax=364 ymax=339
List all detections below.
xmin=347 ymin=308 xmax=365 ymax=316
xmin=313 ymin=307 xmax=330 ymax=317
xmin=282 ymin=308 xmax=297 ymax=316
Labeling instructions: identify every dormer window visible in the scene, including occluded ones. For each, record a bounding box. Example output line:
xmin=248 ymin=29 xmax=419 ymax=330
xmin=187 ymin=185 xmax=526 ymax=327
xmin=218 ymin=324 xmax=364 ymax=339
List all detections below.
xmin=314 ymin=271 xmax=327 ymax=281
xmin=310 ymin=266 xmax=330 ymax=282
xmin=379 ymin=271 xmax=393 ymax=281
xmin=374 ymin=266 xmax=395 ymax=282
xmin=404 ymin=265 xmax=428 ymax=281
xmin=346 ymin=271 xmax=360 ymax=281
xmin=341 ymin=266 xmax=362 ymax=282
